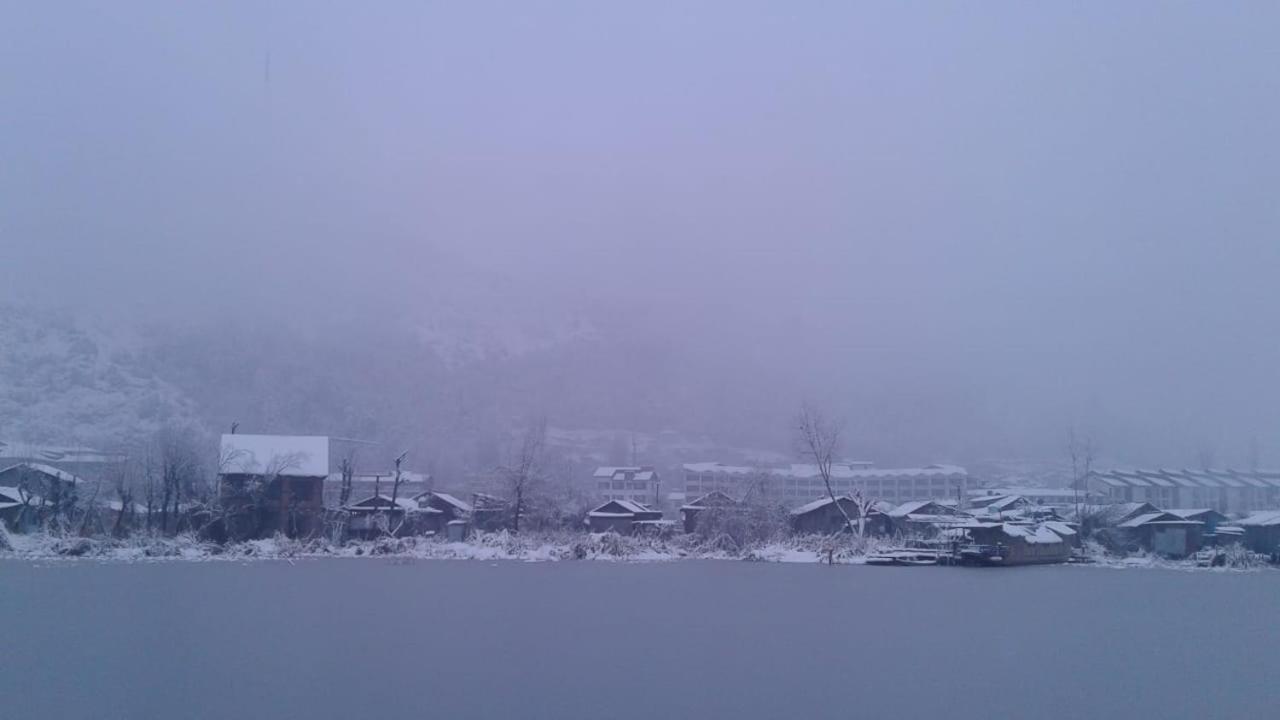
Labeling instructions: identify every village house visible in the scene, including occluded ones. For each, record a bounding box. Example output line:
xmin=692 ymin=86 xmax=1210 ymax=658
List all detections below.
xmin=585 ymin=499 xmax=663 ymax=534
xmin=958 ymin=522 xmax=1072 ymax=565
xmin=344 ymin=494 xmax=441 ymax=539
xmin=593 ymin=466 xmax=660 ymax=505
xmin=1236 ymin=511 xmax=1280 ymax=558
xmin=886 ymin=499 xmax=966 ymax=536
xmin=1117 ymin=512 xmax=1204 ymax=558
xmin=789 ymin=495 xmax=884 ymax=535
xmin=218 ymin=434 xmax=329 ymax=539
xmin=0 ymin=462 xmax=80 ymax=504
xmin=679 ymin=491 xmax=740 ymax=534
xmin=414 ymin=490 xmax=474 ymax=540
xmin=414 ymin=490 xmax=472 ymax=522
xmin=1167 ymin=508 xmax=1229 ymax=535
xmin=470 ymin=492 xmax=509 ymax=531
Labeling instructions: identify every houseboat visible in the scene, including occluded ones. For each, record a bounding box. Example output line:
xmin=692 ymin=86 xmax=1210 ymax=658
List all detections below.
xmin=957 ymin=522 xmax=1071 ymax=566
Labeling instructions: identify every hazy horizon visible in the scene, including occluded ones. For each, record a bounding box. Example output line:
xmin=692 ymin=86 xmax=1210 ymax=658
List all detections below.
xmin=4 ymin=3 xmax=1279 ymax=469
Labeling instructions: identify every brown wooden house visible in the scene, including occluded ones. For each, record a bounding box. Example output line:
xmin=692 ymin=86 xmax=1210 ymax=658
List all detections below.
xmin=218 ymin=434 xmax=329 ymax=539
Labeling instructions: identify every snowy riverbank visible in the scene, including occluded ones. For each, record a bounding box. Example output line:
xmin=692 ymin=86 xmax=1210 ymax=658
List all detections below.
xmin=0 ymin=529 xmax=890 ymax=564
xmin=1 ymin=528 xmax=1272 ymax=571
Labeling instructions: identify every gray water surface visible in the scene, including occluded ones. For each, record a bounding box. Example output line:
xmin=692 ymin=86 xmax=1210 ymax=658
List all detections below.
xmin=2 ymin=560 xmax=1277 ymax=719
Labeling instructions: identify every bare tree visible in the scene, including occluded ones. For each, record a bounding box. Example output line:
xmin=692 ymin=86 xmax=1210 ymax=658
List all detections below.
xmin=1067 ymin=427 xmax=1096 ymax=526
xmin=337 ymin=452 xmax=357 ymax=508
xmin=220 ymin=451 xmax=304 ymax=541
xmin=154 ymin=425 xmax=202 ymax=535
xmin=794 ymin=403 xmax=857 ymax=536
xmin=381 ymin=450 xmax=410 ymax=537
xmin=497 ymin=417 xmax=548 ymax=533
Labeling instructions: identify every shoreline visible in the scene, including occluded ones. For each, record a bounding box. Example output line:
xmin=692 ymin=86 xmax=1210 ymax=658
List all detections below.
xmin=2 ymin=531 xmax=1273 ymax=572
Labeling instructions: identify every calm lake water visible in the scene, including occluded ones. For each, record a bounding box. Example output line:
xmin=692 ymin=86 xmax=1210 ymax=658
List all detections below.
xmin=2 ymin=560 xmax=1278 ymax=719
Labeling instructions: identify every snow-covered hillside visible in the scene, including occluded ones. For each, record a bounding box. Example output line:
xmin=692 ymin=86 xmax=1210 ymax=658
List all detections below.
xmin=0 ymin=306 xmax=198 ymax=446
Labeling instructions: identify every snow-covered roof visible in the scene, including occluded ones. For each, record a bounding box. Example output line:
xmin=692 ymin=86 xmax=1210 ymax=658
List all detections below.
xmin=328 ymin=471 xmax=430 ymax=485
xmin=902 ymin=513 xmax=970 ymax=525
xmin=789 ymin=495 xmax=852 ymax=516
xmin=1166 ymin=508 xmax=1226 ymax=521
xmin=1001 ymin=523 xmax=1064 ymax=544
xmin=1118 ymin=512 xmax=1200 ymax=529
xmin=0 ymin=462 xmax=82 ymax=485
xmin=0 ymin=485 xmax=22 ymax=503
xmin=418 ymin=491 xmax=472 ymax=514
xmin=220 ymin=435 xmax=329 ymax=477
xmin=889 ymin=500 xmax=958 ymax=518
xmin=346 ymin=494 xmax=436 ymax=512
xmin=1043 ymin=521 xmax=1077 ymax=537
xmin=588 ymin=499 xmax=657 ymax=517
xmin=1237 ymin=510 xmax=1280 ymax=527
xmin=1089 ymin=468 xmax=1280 ymax=490
xmin=592 ymin=466 xmax=657 ymax=481
xmin=982 ymin=495 xmax=1032 ymax=512
xmin=0 ymin=441 xmax=125 ymax=465
xmin=1118 ymin=512 xmax=1167 ymax=528
xmin=681 ymin=490 xmax=739 ymax=511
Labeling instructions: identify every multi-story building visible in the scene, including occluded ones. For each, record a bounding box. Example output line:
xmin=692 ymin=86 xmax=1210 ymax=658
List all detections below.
xmin=1087 ymin=469 xmax=1280 ymax=515
xmin=592 ymin=466 xmax=660 ymax=505
xmin=682 ymin=462 xmax=967 ymax=506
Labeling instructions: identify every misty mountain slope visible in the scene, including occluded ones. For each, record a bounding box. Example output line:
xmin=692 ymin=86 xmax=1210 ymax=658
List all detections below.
xmin=0 ymin=306 xmax=198 ymax=446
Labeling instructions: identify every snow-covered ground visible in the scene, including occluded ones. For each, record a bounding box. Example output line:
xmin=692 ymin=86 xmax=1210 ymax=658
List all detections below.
xmin=2 ymin=528 xmax=1271 ymax=571
xmin=0 ymin=529 xmax=892 ymax=565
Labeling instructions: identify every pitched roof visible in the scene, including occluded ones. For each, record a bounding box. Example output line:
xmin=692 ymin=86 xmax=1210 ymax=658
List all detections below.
xmin=1043 ymin=521 xmax=1078 ymax=537
xmin=1089 ymin=468 xmax=1280 ymax=490
xmin=593 ymin=466 xmax=657 ymax=481
xmin=889 ymin=500 xmax=958 ymax=518
xmin=588 ymin=499 xmax=658 ymax=517
xmin=0 ymin=462 xmax=82 ymax=485
xmin=220 ymin=435 xmax=329 ymax=477
xmin=0 ymin=441 xmax=125 ymax=464
xmin=1237 ymin=510 xmax=1280 ymax=527
xmin=1001 ymin=523 xmax=1065 ymax=544
xmin=1166 ymin=508 xmax=1227 ymax=522
xmin=346 ymin=494 xmax=436 ymax=512
xmin=681 ymin=490 xmax=739 ymax=511
xmin=790 ymin=495 xmax=855 ymax=516
xmin=1118 ymin=512 xmax=1200 ymax=528
xmin=417 ymin=491 xmax=472 ymax=514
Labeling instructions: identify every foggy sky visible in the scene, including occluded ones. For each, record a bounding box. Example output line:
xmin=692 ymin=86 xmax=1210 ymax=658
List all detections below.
xmin=3 ymin=3 xmax=1279 ymax=465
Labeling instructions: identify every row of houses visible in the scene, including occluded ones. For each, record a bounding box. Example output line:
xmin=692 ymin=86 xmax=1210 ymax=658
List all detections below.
xmin=1087 ymin=468 xmax=1280 ymax=514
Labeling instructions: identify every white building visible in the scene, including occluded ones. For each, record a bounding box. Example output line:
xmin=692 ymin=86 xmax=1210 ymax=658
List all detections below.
xmin=1087 ymin=469 xmax=1280 ymax=514
xmin=682 ymin=462 xmax=967 ymax=505
xmin=592 ymin=466 xmax=660 ymax=505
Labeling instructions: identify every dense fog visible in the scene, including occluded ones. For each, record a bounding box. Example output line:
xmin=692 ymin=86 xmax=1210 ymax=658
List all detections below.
xmin=3 ymin=3 xmax=1279 ymax=471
